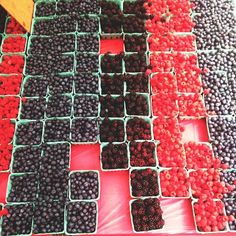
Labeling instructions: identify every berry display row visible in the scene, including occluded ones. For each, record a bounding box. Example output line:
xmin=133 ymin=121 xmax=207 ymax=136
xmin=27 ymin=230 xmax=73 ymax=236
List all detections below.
xmin=0 ymin=201 xmax=98 ymax=235
xmin=0 ymin=16 xmax=27 ymax=174
xmin=7 ymin=170 xmax=100 ymax=203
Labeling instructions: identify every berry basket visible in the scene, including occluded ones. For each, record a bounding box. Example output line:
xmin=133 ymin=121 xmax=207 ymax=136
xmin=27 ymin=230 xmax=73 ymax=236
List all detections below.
xmin=6 ymin=173 xmax=38 ymax=203
xmin=129 ymin=197 xmax=164 ymax=233
xmin=128 ymin=140 xmax=159 ymax=168
xmin=125 ymin=92 xmax=151 ymax=117
xmin=159 ymin=167 xmax=190 ymax=199
xmin=129 ymin=167 xmax=160 ymax=198
xmin=100 ymin=142 xmax=129 ymax=171
xmin=1 ymin=202 xmax=34 ymax=236
xmin=65 ymin=200 xmax=98 ymax=235
xmin=68 ymin=170 xmax=100 ymax=201
xmin=1 ymin=35 xmax=27 ymax=54
xmin=191 ymin=199 xmax=229 ymax=234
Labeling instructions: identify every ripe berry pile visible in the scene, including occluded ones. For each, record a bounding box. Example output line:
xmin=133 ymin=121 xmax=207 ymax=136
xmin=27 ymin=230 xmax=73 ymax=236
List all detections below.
xmin=160 ymin=168 xmax=189 ymax=197
xmin=7 ymin=174 xmax=38 ymax=202
xmin=33 ymin=201 xmax=64 ymax=234
xmin=74 ymin=95 xmax=99 ymax=117
xmin=184 ymin=142 xmax=221 ymax=169
xmin=189 ymin=169 xmax=233 ymax=200
xmin=100 ymin=118 xmax=124 ymax=142
xmin=193 ymin=199 xmax=233 ymax=232
xmin=2 ymin=36 xmax=26 ymax=53
xmin=46 ymin=95 xmax=72 ymax=118
xmin=126 ymin=74 xmax=149 ymax=93
xmin=76 ymin=53 xmax=99 ymax=73
xmin=70 ymin=171 xmax=99 ymax=200
xmin=29 ymin=34 xmax=76 ymax=54
xmin=101 ymin=143 xmax=128 ymax=170
xmin=101 ymin=53 xmax=123 ymax=73
xmin=44 ymin=119 xmax=70 ymax=142
xmin=125 ymin=34 xmax=147 ymax=52
xmin=12 ymin=146 xmax=41 ymax=173
xmin=0 ymin=75 xmax=22 ymax=95
xmin=20 ymin=98 xmax=46 ymax=120
xmin=71 ymin=118 xmax=98 ymax=143
xmin=130 ymin=168 xmax=159 ymax=197
xmin=129 ymin=141 xmax=156 ymax=167
xmin=1 ymin=204 xmax=33 ymax=235
xmin=38 ymin=169 xmax=69 ymax=201
xmin=41 ymin=143 xmax=70 ymax=171
xmin=74 ymin=73 xmax=99 ymax=94
xmin=224 ymin=199 xmax=236 ymax=231
xmin=126 ymin=117 xmax=151 ymax=141
xmin=66 ymin=201 xmax=97 ymax=234
xmin=131 ymin=198 xmax=164 ymax=232
xmin=220 ymin=171 xmax=236 ymax=199
xmin=15 ymin=121 xmax=43 ymax=145
xmin=48 ymin=75 xmax=73 ymax=95
xmin=101 ymin=74 xmax=124 ymax=95
xmin=100 ymin=95 xmax=124 ymax=117
xmin=125 ymin=93 xmax=149 ymax=116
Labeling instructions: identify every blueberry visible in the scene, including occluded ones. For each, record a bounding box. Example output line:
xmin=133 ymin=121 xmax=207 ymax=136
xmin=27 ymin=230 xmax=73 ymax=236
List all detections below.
xmin=44 ymin=119 xmax=71 ymax=142
xmin=224 ymin=199 xmax=236 ymax=230
xmin=76 ymin=53 xmax=99 ymax=73
xmin=57 ymin=0 xmax=99 ymax=15
xmin=41 ymin=143 xmax=70 ymax=171
xmin=2 ymin=204 xmax=34 ymax=236
xmin=49 ymin=75 xmax=73 ymax=95
xmin=77 ymin=16 xmax=99 ymax=33
xmin=22 ymin=76 xmax=49 ymax=97
xmin=71 ymin=118 xmax=98 ymax=143
xmin=35 ymin=1 xmax=56 ymax=17
xmin=20 ymin=98 xmax=46 ymax=120
xmin=33 ymin=201 xmax=65 ymax=234
xmin=66 ymin=201 xmax=97 ymax=234
xmin=73 ymin=95 xmax=99 ymax=117
xmin=15 ymin=121 xmax=43 ymax=145
xmin=29 ymin=34 xmax=76 ymax=54
xmin=7 ymin=174 xmax=38 ymax=202
xmin=74 ymin=73 xmax=99 ymax=94
xmin=25 ymin=54 xmax=74 ymax=75
xmin=38 ymin=169 xmax=69 ymax=201
xmin=70 ymin=171 xmax=99 ymax=200
xmin=12 ymin=146 xmax=41 ymax=173
xmin=220 ymin=171 xmax=236 ymax=199
xmin=46 ymin=95 xmax=72 ymax=118
xmin=77 ymin=34 xmax=99 ymax=52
